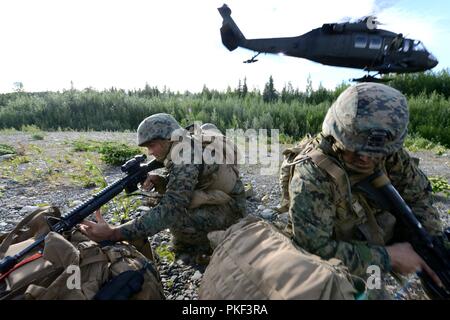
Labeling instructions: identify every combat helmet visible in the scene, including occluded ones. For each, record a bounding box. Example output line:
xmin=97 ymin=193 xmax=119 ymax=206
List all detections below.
xmin=200 ymin=123 xmax=222 ymax=136
xmin=322 ymin=82 xmax=409 ymax=156
xmin=200 ymin=123 xmax=219 ymax=132
xmin=136 ymin=113 xmax=182 ymax=146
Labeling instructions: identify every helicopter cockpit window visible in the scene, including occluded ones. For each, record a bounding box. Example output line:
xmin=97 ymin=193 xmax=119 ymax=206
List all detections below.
xmin=355 ymin=35 xmax=367 ymax=48
xmin=369 ymin=37 xmax=382 ymax=49
xmin=403 ymin=40 xmax=410 ymax=52
xmin=413 ymin=40 xmax=426 ymax=52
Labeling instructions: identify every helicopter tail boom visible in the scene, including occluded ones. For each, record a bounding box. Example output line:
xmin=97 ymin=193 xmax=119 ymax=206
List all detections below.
xmin=218 ymin=4 xmax=246 ymax=51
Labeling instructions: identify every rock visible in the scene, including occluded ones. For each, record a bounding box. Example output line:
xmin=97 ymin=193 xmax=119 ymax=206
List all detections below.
xmin=261 ymin=194 xmax=270 ymax=203
xmin=70 ymin=200 xmax=83 ymax=207
xmin=19 ymin=206 xmax=39 ymax=215
xmin=0 ymin=154 xmax=15 ymax=162
xmin=261 ymin=209 xmax=276 ymax=220
xmin=257 ymin=205 xmax=265 ymax=211
xmin=278 ymin=212 xmax=289 ymax=224
xmin=177 ymin=253 xmax=191 ymax=265
xmin=0 ymin=222 xmax=7 ymax=227
xmin=191 ymin=270 xmax=202 ymax=281
xmin=137 ymin=206 xmax=151 ymax=211
xmin=244 ymin=183 xmax=254 ymax=198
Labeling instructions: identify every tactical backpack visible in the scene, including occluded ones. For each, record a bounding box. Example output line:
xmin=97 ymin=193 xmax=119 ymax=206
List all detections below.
xmin=168 ymin=129 xmax=241 ymax=209
xmin=279 ymin=134 xmax=421 ymax=214
xmin=0 ymin=206 xmax=165 ymax=300
xmin=279 ymin=134 xmax=356 ymax=214
xmin=279 ymin=134 xmax=315 ymax=212
xmin=199 ymin=215 xmax=361 ymax=300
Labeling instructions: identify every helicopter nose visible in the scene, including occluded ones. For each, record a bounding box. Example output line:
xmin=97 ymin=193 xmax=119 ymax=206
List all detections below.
xmin=427 ymin=53 xmax=438 ymax=68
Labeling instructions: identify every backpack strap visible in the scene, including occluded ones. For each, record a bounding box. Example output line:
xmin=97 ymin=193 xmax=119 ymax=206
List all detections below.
xmin=306 ymin=150 xmax=352 ymax=205
xmin=0 ymin=252 xmax=43 ymax=281
xmin=0 ymin=207 xmax=58 ymax=258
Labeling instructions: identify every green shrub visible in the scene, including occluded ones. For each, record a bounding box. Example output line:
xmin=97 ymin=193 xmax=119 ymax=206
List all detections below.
xmin=0 ymin=128 xmax=19 ymax=135
xmin=72 ymin=139 xmax=100 ymax=152
xmin=31 ymin=133 xmax=45 ymax=140
xmin=388 ymin=69 xmax=450 ymax=98
xmin=21 ymin=124 xmax=42 ymax=133
xmin=429 ymin=176 xmax=450 ymax=197
xmin=0 ymin=144 xmax=15 ymax=156
xmin=279 ymin=133 xmax=295 ymax=145
xmin=404 ymin=135 xmax=447 ymax=155
xmin=155 ymin=244 xmax=175 ymax=263
xmin=71 ymin=139 xmax=144 ymax=166
xmin=70 ymin=159 xmax=107 ymax=188
xmin=99 ymin=141 xmax=143 ymax=166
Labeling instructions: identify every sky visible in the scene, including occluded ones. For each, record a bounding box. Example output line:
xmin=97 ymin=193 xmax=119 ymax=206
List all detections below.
xmin=1 ymin=0 xmax=449 ymax=93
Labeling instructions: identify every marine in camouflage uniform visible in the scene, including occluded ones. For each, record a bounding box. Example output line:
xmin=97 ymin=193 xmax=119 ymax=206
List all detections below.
xmin=284 ymin=83 xmax=444 ymax=296
xmin=117 ymin=114 xmax=246 ymax=254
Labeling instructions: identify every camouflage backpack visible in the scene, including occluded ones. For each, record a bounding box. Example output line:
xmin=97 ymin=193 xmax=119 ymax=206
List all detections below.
xmin=278 ymin=133 xmax=358 ymax=217
xmin=0 ymin=206 xmax=165 ymax=300
xmin=165 ymin=123 xmax=241 ymax=209
xmin=278 ymin=134 xmax=315 ymax=213
xmin=199 ymin=215 xmax=361 ymax=300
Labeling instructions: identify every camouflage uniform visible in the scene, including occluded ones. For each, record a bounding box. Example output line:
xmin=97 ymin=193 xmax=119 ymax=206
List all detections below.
xmin=286 ymin=84 xmax=443 ymax=287
xmin=118 ymin=114 xmax=246 ymax=252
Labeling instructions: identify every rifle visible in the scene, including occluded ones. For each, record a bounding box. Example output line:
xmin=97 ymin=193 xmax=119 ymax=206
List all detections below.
xmin=355 ymin=170 xmax=450 ymax=299
xmin=0 ymin=154 xmax=164 ymax=275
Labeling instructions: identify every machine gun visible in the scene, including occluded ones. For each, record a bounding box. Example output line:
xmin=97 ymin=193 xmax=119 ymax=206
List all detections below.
xmin=0 ymin=155 xmax=164 ymax=275
xmin=356 ymin=170 xmax=450 ymax=299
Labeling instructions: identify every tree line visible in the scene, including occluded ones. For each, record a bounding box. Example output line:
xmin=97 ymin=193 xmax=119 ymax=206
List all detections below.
xmin=1 ymin=70 xmax=449 ymax=147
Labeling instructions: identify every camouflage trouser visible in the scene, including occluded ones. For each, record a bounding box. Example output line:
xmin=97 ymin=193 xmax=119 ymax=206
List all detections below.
xmin=171 ymin=202 xmax=244 ymax=253
xmin=171 ymin=182 xmax=247 ymax=253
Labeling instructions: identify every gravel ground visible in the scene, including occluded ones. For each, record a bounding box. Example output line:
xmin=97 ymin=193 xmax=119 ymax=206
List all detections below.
xmin=0 ymin=131 xmax=449 ymax=300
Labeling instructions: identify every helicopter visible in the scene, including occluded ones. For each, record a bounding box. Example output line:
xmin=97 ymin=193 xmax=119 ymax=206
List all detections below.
xmin=218 ymin=4 xmax=438 ymax=82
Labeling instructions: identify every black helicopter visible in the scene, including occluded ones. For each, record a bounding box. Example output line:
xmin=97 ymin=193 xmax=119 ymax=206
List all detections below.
xmin=218 ymin=4 xmax=438 ymax=81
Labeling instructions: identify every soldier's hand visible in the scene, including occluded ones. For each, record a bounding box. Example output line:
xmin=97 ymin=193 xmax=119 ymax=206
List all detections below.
xmin=386 ymin=242 xmax=443 ymax=287
xmin=141 ymin=174 xmax=163 ymax=191
xmin=79 ymin=209 xmax=121 ymax=243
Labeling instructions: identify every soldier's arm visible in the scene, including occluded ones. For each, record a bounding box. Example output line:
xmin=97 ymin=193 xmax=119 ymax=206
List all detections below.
xmin=385 ymin=148 xmax=443 ymax=236
xmin=117 ymin=163 xmax=200 ymax=240
xmin=152 ymin=168 xmax=170 ymax=194
xmin=289 ymin=161 xmax=391 ymax=278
